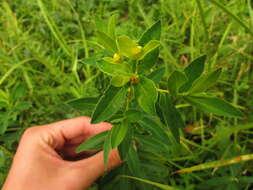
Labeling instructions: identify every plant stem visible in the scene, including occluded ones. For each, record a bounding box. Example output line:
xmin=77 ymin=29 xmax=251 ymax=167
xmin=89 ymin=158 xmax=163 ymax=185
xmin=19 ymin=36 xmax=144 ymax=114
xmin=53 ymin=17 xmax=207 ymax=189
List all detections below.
xmin=156 ymin=88 xmax=169 ymax=94
xmin=195 ymin=0 xmax=209 ymax=40
xmin=125 ymin=86 xmax=133 ymax=111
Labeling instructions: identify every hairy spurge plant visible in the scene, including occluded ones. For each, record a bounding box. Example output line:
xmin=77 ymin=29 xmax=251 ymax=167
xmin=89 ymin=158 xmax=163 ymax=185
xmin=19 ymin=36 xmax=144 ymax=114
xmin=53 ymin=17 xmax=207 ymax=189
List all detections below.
xmin=70 ymin=16 xmax=244 ymax=186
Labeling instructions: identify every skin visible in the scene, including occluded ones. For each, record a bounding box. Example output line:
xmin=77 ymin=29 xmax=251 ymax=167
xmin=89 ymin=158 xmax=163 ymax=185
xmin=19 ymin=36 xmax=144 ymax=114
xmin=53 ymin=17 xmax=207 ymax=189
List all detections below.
xmin=2 ymin=116 xmax=122 ymax=190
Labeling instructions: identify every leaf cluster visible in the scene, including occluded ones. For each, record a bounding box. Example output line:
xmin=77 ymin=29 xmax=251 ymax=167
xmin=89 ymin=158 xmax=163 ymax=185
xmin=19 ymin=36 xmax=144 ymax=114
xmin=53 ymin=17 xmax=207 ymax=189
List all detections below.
xmin=75 ymin=17 xmax=244 ymax=174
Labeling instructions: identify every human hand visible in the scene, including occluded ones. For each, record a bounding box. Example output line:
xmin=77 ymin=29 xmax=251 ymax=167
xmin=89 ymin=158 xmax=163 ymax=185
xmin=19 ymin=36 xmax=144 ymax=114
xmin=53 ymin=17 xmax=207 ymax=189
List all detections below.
xmin=2 ymin=117 xmax=122 ymax=190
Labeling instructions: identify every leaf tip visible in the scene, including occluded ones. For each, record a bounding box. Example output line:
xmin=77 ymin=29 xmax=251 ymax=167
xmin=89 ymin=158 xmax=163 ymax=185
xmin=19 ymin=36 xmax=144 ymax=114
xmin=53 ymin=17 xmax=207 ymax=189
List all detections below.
xmin=90 ymin=118 xmax=99 ymax=124
xmin=75 ymin=147 xmax=82 ymax=154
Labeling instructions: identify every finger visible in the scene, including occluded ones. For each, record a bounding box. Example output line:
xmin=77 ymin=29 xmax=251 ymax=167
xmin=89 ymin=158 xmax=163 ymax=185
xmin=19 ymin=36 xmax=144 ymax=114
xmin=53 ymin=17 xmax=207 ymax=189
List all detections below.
xmin=43 ymin=116 xmax=112 ymax=150
xmin=48 ymin=116 xmax=112 ymax=141
xmin=71 ymin=149 xmax=122 ymax=185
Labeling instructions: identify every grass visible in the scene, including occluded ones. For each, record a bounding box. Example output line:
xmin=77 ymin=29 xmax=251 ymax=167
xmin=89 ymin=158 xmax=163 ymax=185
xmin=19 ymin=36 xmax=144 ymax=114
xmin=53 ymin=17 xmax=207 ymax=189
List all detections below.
xmin=0 ymin=0 xmax=253 ymax=189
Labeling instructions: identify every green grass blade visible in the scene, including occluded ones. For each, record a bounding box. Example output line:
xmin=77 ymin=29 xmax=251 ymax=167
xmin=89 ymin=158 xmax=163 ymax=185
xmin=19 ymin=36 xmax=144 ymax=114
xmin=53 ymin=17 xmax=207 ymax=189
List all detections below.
xmin=195 ymin=0 xmax=209 ymax=40
xmin=176 ymin=154 xmax=253 ymax=174
xmin=206 ymin=0 xmax=253 ymax=37
xmin=37 ymin=0 xmax=71 ymax=57
xmin=121 ymin=175 xmax=180 ymax=190
xmin=0 ymin=59 xmax=34 ymax=86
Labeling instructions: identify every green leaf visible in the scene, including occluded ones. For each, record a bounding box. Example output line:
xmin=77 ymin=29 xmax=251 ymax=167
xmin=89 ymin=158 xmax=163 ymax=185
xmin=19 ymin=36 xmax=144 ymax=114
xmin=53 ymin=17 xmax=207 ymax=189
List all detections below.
xmin=13 ymin=102 xmax=31 ymax=112
xmin=96 ymin=30 xmax=118 ymax=54
xmin=138 ymin=117 xmax=169 ymax=143
xmin=180 ymin=55 xmax=206 ymax=92
xmin=119 ymin=165 xmax=133 ymax=190
xmin=76 ymin=131 xmax=109 ymax=153
xmin=117 ymin=35 xmax=140 ymax=59
xmin=138 ymin=48 xmax=159 ymax=73
xmin=0 ymin=90 xmax=8 ymax=109
xmin=121 ymin=176 xmax=179 ymax=190
xmin=11 ymin=84 xmax=26 ymax=102
xmin=107 ymin=14 xmax=116 ymax=40
xmin=136 ymin=134 xmax=170 ymax=153
xmin=138 ymin=40 xmax=160 ymax=60
xmin=0 ymin=150 xmax=4 ymax=167
xmin=81 ymin=57 xmax=100 ymax=65
xmin=111 ymin=122 xmax=129 ymax=148
xmin=111 ymin=75 xmax=131 ymax=87
xmin=167 ymin=71 xmax=187 ymax=96
xmin=67 ymin=97 xmax=98 ymax=111
xmin=95 ymin=17 xmax=107 ymax=33
xmin=103 ymin=130 xmax=112 ymax=168
xmin=159 ymin=94 xmax=184 ymax=142
xmin=118 ymin=125 xmax=133 ymax=160
xmin=189 ymin=68 xmax=222 ymax=93
xmin=197 ymin=176 xmax=243 ymax=187
xmin=184 ymin=95 xmax=244 ymax=118
xmin=0 ymin=90 xmax=9 ymax=104
xmin=97 ymin=60 xmax=132 ymax=77
xmin=127 ymin=145 xmax=143 ymax=178
xmin=139 ymin=20 xmax=161 ymax=46
xmin=91 ymin=85 xmax=128 ymax=124
xmin=126 ymin=146 xmax=149 ymax=189
xmin=138 ymin=20 xmax=161 ymax=73
xmin=135 ymin=76 xmax=158 ymax=114
xmin=125 ymin=109 xmax=145 ymax=122
xmin=0 ymin=102 xmax=7 ymax=109
xmin=147 ymin=67 xmax=165 ymax=83
xmin=0 ymin=112 xmax=9 ymax=134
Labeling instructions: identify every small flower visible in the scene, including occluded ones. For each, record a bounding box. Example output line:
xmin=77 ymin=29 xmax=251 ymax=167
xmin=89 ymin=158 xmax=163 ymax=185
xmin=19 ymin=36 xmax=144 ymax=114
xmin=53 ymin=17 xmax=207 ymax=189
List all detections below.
xmin=117 ymin=35 xmax=160 ymax=60
xmin=132 ymin=46 xmax=143 ymax=55
xmin=103 ymin=53 xmax=121 ymax=64
xmin=112 ymin=53 xmax=121 ymax=63
xmin=100 ymin=34 xmax=159 ymax=62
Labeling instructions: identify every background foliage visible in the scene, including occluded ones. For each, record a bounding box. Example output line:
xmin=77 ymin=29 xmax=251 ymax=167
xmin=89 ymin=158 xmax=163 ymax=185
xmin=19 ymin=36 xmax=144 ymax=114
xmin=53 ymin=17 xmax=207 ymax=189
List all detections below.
xmin=0 ymin=0 xmax=253 ymax=189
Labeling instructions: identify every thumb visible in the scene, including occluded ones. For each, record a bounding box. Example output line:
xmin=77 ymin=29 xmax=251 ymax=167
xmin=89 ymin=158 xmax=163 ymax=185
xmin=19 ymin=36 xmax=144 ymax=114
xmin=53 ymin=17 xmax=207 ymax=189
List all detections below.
xmin=71 ymin=149 xmax=122 ymax=186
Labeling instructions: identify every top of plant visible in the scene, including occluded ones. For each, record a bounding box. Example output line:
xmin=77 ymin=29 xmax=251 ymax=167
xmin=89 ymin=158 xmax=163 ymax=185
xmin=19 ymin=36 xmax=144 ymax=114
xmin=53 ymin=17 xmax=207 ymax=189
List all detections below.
xmin=87 ymin=15 xmax=243 ymax=129
xmin=95 ymin=16 xmax=161 ymax=88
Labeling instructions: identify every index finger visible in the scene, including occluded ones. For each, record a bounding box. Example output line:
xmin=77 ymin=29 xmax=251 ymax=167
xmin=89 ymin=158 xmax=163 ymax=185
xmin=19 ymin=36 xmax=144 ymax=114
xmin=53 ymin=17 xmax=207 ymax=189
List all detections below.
xmin=48 ymin=116 xmax=112 ymax=143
